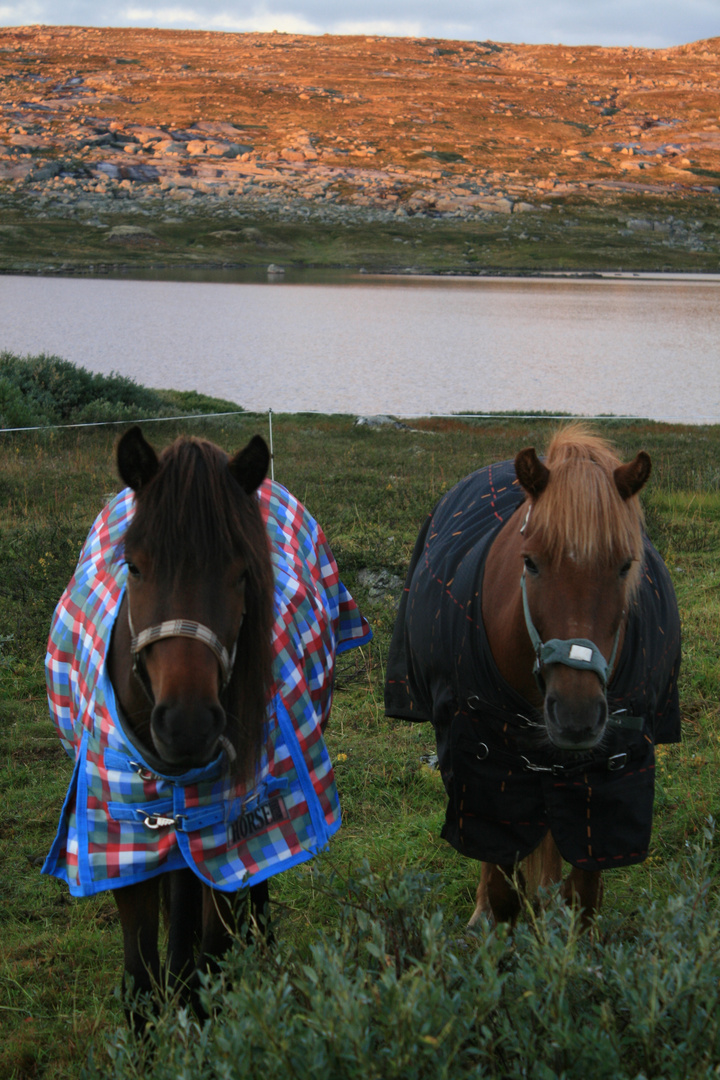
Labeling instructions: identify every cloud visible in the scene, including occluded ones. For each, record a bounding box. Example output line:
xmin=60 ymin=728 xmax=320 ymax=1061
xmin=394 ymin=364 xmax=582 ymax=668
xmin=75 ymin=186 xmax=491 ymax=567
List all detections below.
xmin=0 ymin=1 xmax=44 ymax=19
xmin=122 ymin=6 xmax=427 ymax=37
xmin=123 ymin=5 xmax=322 ymax=32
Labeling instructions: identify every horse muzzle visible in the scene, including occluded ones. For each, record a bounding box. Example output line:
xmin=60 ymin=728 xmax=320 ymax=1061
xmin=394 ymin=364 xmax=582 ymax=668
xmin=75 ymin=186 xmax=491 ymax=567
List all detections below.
xmin=544 ymin=681 xmax=608 ymax=750
xmin=150 ymin=699 xmax=228 ymax=768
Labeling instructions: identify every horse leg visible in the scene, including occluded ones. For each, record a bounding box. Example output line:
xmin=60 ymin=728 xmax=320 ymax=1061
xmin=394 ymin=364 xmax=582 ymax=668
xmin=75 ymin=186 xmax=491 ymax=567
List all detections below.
xmin=113 ymin=879 xmax=161 ymax=1035
xmin=196 ymin=880 xmax=272 ymax=964
xmin=469 ymin=862 xmax=524 ymax=927
xmin=166 ymin=869 xmax=203 ymax=1000
xmin=469 ymin=833 xmax=565 ymax=927
xmin=187 ymin=880 xmax=273 ymax=1017
xmin=528 ymin=831 xmax=564 ymax=895
xmin=249 ymin=879 xmax=273 ymax=945
xmin=560 ymin=867 xmax=604 ymax=928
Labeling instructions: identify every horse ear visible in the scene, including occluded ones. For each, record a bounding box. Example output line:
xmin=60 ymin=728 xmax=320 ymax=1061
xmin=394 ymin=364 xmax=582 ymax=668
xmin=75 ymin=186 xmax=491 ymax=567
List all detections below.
xmin=515 ymin=447 xmax=550 ymax=499
xmin=228 ymin=435 xmax=270 ymax=494
xmin=117 ymin=426 xmax=159 ymax=492
xmin=614 ymin=450 xmax=651 ymax=500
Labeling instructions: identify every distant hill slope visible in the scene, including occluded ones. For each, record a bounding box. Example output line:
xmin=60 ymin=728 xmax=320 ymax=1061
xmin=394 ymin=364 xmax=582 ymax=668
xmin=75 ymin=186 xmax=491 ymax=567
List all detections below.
xmin=0 ymin=27 xmax=718 ymax=274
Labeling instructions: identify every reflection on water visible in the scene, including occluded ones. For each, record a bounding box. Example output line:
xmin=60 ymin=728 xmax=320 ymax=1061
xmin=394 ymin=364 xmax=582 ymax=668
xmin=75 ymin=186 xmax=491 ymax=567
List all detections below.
xmin=1 ymin=273 xmax=719 ymax=422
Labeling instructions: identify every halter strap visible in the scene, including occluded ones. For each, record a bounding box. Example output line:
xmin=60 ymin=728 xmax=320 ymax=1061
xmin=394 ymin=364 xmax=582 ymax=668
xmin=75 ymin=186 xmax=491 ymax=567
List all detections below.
xmin=127 ymin=603 xmax=239 ymax=694
xmin=521 ymin=569 xmax=622 ymax=692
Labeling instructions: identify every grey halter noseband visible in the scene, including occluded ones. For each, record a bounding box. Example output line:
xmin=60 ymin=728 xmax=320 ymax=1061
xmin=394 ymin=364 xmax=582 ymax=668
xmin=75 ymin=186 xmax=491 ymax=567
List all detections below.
xmin=127 ymin=603 xmax=240 ymax=694
xmin=520 ymin=569 xmax=622 ymax=693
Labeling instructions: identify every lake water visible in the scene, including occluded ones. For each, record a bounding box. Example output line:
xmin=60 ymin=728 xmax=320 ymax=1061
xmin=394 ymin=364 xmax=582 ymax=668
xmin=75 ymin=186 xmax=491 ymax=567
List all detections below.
xmin=1 ymin=272 xmax=719 ymax=423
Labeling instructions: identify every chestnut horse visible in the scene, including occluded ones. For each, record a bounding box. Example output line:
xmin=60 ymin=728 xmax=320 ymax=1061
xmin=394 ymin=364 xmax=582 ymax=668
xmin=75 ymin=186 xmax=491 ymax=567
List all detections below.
xmin=44 ymin=427 xmax=370 ymax=1031
xmin=385 ymin=426 xmax=681 ymax=927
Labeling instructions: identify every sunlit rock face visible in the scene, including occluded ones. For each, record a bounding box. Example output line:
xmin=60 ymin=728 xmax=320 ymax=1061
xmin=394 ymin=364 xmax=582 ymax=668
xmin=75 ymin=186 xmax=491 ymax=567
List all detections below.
xmin=1 ymin=27 xmax=719 ymax=210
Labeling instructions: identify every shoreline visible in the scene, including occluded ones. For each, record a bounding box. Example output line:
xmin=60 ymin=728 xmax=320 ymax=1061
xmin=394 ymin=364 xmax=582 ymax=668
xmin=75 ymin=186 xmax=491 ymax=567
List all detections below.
xmin=3 ymin=263 xmax=720 ymax=283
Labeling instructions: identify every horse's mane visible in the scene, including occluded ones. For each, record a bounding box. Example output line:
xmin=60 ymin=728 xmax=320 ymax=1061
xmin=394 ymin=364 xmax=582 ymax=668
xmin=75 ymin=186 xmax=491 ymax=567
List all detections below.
xmin=527 ymin=424 xmax=645 ymax=590
xmin=124 ymin=436 xmax=275 ymax=780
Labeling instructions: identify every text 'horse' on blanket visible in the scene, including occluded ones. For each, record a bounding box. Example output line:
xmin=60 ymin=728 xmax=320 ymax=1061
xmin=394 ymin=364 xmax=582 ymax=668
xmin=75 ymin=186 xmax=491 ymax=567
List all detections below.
xmin=43 ymin=427 xmax=371 ymax=1031
xmin=385 ymin=425 xmax=680 ymax=928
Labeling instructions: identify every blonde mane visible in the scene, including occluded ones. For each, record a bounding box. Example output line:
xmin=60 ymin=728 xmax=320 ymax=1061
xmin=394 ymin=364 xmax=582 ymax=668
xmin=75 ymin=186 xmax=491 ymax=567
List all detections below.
xmin=527 ymin=424 xmax=645 ymax=587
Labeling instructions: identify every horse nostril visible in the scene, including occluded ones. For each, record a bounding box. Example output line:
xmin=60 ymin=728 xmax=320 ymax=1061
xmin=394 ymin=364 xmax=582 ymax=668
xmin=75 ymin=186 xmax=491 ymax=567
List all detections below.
xmin=596 ymin=697 xmax=608 ymax=730
xmin=545 ymin=692 xmax=608 ymax=749
xmin=151 ymin=702 xmax=168 ymax=735
xmin=545 ymin=694 xmax=560 ymax=728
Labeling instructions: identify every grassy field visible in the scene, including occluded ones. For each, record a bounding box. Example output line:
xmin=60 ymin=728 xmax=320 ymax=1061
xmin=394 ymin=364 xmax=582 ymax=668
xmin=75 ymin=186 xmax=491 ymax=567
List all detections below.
xmin=1 ymin=411 xmax=720 ymax=1078
xmin=1 ymin=190 xmax=720 ymax=277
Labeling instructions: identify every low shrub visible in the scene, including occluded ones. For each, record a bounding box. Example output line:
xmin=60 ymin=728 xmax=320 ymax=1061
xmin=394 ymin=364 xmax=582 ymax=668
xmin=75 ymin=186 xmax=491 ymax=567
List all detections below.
xmin=89 ymin=826 xmax=720 ymax=1080
xmin=0 ymin=353 xmax=244 ymax=428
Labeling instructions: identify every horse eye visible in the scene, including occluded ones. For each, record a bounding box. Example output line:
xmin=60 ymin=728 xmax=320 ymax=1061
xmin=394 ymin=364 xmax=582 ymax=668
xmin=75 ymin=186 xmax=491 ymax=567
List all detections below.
xmin=523 ymin=556 xmax=539 ymax=575
xmin=619 ymin=559 xmax=633 ymax=579
xmin=126 ymin=561 xmax=141 ymax=579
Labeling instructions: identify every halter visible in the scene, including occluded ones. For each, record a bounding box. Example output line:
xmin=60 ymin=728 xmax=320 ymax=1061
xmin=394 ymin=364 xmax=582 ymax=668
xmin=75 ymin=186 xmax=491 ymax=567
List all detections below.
xmin=127 ymin=601 xmax=240 ymax=698
xmin=521 ymin=569 xmax=622 ymax=693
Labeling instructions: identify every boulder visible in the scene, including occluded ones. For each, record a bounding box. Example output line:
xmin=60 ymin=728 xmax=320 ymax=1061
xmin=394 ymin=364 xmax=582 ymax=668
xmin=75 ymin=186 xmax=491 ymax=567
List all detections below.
xmin=626 ymin=217 xmax=654 ymax=231
xmin=357 ymin=568 xmax=403 ymax=602
xmin=119 ymin=164 xmax=160 ymax=182
xmin=9 ymin=134 xmax=48 ymax=150
xmin=105 ymin=225 xmax=159 ymax=244
xmin=475 ymin=195 xmax=513 ymax=213
xmin=94 ymin=162 xmax=121 ymax=179
xmin=191 ymin=121 xmax=246 ymax=138
xmin=154 ymin=140 xmax=188 ymax=156
xmin=127 ymin=125 xmax=169 ymax=143
xmin=204 ymin=141 xmax=242 ymax=157
xmin=354 ymin=415 xmax=407 ymax=429
xmin=28 ymin=161 xmax=62 ymax=181
xmin=186 ymin=139 xmax=209 ymax=155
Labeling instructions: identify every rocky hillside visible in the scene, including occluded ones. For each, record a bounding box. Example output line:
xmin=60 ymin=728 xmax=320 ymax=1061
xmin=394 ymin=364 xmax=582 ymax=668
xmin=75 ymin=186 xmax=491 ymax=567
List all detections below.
xmin=1 ymin=25 xmax=719 ymax=274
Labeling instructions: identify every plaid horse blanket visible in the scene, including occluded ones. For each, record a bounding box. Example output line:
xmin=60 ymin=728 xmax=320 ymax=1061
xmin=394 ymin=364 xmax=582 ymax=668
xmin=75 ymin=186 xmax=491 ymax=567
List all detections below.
xmin=43 ymin=480 xmax=371 ymax=896
xmin=385 ymin=459 xmax=681 ymax=871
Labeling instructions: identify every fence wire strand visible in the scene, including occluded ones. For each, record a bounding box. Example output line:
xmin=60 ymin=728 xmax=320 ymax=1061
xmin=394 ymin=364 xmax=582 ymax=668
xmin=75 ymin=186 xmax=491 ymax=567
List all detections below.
xmin=0 ymin=409 xmax=718 ymax=434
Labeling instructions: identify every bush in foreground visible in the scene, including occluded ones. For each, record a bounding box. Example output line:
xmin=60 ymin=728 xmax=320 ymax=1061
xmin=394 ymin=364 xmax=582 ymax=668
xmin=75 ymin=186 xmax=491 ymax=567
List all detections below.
xmin=88 ymin=824 xmax=720 ymax=1080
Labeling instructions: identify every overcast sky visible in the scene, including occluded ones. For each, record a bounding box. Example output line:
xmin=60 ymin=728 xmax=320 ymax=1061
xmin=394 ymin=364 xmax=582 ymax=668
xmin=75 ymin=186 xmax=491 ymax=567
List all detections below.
xmin=1 ymin=0 xmax=718 ymax=49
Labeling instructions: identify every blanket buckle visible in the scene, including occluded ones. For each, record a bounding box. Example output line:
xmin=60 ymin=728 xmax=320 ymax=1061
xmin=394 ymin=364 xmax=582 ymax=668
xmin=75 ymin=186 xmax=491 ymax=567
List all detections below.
xmin=143 ymin=815 xmax=175 ymax=829
xmin=130 ymin=761 xmax=158 ymax=782
xmin=520 ymin=756 xmax=567 ymax=777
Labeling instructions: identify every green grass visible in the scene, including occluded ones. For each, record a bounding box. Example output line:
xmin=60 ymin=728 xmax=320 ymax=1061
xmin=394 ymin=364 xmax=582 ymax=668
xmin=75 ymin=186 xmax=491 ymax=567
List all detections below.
xmin=0 ymin=190 xmax=719 ymax=276
xmin=1 ymin=406 xmax=720 ymax=1077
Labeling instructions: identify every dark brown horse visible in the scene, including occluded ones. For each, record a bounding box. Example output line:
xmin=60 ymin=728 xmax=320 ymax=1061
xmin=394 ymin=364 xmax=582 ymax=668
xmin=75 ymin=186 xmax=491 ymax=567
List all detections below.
xmin=385 ymin=425 xmax=681 ymax=928
xmin=109 ymin=428 xmax=274 ymax=1025
xmin=44 ymin=426 xmax=370 ymax=1032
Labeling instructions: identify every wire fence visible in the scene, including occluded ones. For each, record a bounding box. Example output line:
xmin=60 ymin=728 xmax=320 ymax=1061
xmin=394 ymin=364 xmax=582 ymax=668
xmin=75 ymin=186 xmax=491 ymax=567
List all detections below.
xmin=1 ymin=409 xmax=719 ymax=435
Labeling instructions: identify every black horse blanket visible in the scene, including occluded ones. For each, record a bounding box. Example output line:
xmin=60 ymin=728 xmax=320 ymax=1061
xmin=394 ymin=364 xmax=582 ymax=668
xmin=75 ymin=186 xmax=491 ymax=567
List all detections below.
xmin=385 ymin=459 xmax=681 ymax=871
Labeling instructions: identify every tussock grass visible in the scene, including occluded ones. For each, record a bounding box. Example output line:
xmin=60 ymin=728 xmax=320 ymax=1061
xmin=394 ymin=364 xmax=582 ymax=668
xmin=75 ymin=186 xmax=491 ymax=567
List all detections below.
xmin=1 ymin=391 xmax=719 ymax=1078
